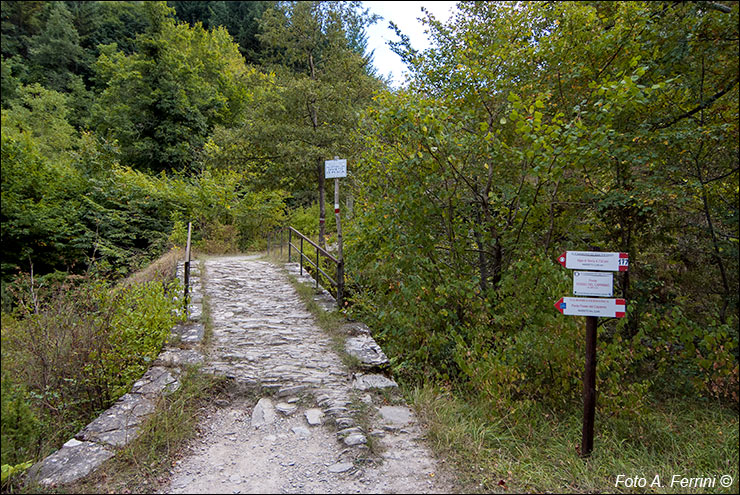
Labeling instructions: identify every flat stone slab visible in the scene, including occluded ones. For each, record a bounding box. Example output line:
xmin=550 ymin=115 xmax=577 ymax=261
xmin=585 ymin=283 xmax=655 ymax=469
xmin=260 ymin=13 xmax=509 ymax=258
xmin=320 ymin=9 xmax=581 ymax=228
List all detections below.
xmin=345 ymin=335 xmax=389 ymax=367
xmin=251 ymin=398 xmax=275 ymax=429
xmin=75 ymin=393 xmax=155 ymax=447
xmin=305 ymin=408 xmax=324 ymax=426
xmin=291 ymin=426 xmax=310 ymax=438
xmin=27 ymin=439 xmax=114 ymax=486
xmin=278 ymin=385 xmax=307 ymax=397
xmin=327 ymin=462 xmax=354 ymax=473
xmin=130 ymin=366 xmax=180 ymax=397
xmin=343 ymin=433 xmax=367 ymax=446
xmin=379 ymin=406 xmax=413 ymax=426
xmin=155 ymin=348 xmax=204 ymax=367
xmin=352 ymin=373 xmax=398 ymax=391
xmin=275 ymin=402 xmax=298 ymax=415
xmin=170 ymin=322 xmax=205 ymax=344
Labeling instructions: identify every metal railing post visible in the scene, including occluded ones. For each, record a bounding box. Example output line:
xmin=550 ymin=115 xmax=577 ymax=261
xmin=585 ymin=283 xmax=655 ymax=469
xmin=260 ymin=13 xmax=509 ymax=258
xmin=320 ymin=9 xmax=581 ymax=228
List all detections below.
xmin=316 ymin=244 xmax=320 ymax=288
xmin=337 ymin=260 xmax=344 ymax=308
xmin=300 ymin=237 xmax=303 ymax=275
xmin=183 ymin=221 xmax=192 ymax=315
xmin=288 ymin=228 xmax=292 ymax=262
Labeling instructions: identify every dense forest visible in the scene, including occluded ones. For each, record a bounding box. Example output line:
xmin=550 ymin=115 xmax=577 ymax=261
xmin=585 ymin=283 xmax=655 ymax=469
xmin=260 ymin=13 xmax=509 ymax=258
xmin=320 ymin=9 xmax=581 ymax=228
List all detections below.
xmin=1 ymin=1 xmax=738 ymax=491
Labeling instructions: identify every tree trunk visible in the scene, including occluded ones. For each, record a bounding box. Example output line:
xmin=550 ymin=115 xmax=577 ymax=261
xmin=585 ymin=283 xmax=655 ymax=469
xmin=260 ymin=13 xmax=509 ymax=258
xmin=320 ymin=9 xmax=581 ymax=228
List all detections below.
xmin=318 ymin=159 xmax=326 ymax=249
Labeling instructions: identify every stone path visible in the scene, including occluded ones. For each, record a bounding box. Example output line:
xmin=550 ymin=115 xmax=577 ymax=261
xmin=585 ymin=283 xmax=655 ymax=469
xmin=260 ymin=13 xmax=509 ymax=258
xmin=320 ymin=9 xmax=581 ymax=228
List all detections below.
xmin=27 ymin=254 xmax=456 ymax=493
xmin=161 ymin=255 xmax=456 ymax=494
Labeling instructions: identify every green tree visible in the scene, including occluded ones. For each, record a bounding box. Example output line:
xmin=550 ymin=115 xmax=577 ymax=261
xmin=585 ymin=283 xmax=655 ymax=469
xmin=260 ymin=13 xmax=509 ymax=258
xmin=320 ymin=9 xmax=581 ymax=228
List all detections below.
xmin=92 ymin=1 xmax=253 ymax=172
xmin=347 ymin=1 xmax=738 ymax=404
xmin=171 ymin=0 xmax=270 ymax=62
xmin=26 ymin=1 xmax=84 ymax=92
xmin=212 ymin=0 xmax=381 ymax=247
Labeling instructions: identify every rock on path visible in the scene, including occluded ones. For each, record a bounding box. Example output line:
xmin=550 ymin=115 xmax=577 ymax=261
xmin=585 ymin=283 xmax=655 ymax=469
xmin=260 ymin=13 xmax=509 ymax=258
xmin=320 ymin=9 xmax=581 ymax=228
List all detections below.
xmin=160 ymin=256 xmax=455 ymax=494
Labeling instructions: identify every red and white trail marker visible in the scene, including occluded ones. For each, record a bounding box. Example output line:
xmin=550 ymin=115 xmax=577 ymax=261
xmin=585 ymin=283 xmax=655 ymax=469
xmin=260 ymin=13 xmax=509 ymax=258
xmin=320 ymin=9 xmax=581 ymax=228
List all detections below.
xmin=554 ymin=297 xmax=626 ymax=318
xmin=558 ymin=251 xmax=628 ymax=272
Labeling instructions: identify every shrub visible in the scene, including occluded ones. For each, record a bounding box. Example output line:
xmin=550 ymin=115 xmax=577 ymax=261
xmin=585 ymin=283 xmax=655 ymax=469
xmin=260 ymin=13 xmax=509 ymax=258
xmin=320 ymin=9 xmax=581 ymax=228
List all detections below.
xmin=1 ymin=272 xmax=182 ymax=460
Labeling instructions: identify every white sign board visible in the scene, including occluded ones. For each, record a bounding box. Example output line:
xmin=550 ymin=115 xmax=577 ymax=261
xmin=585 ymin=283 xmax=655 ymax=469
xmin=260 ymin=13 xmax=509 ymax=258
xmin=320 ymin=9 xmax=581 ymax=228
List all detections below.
xmin=554 ymin=297 xmax=626 ymax=318
xmin=573 ymin=271 xmax=613 ymax=297
xmin=558 ymin=251 xmax=628 ymax=272
xmin=325 ymin=159 xmax=347 ymax=179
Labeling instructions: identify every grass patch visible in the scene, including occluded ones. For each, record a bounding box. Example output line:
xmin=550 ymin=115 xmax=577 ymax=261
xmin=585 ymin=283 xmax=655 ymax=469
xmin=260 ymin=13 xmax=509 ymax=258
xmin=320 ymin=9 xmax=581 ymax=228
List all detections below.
xmin=120 ymin=247 xmax=183 ymax=288
xmin=407 ymin=383 xmax=739 ymax=494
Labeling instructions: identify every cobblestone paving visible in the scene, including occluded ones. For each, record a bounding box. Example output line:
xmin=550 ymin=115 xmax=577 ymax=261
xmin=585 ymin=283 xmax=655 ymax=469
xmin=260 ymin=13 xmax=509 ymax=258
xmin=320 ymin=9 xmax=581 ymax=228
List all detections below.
xmin=162 ymin=255 xmax=456 ymax=494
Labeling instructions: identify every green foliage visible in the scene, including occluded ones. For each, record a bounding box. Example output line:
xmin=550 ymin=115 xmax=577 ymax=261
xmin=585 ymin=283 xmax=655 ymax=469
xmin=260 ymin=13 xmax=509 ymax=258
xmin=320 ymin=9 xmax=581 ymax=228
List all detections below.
xmin=171 ymin=0 xmax=270 ymax=62
xmin=27 ymin=1 xmax=84 ymax=93
xmin=1 ymin=374 xmax=39 ymax=467
xmin=234 ymin=189 xmax=289 ymax=249
xmin=1 ymin=82 xmax=79 ymax=160
xmin=288 ymin=202 xmax=335 ymax=238
xmin=92 ymin=1 xmax=255 ymax=172
xmin=0 ymin=129 xmax=85 ymax=278
xmin=1 ymin=460 xmax=33 ymax=488
xmin=346 ymin=0 xmax=738 ymax=413
xmin=1 ymin=273 xmax=182 ymax=462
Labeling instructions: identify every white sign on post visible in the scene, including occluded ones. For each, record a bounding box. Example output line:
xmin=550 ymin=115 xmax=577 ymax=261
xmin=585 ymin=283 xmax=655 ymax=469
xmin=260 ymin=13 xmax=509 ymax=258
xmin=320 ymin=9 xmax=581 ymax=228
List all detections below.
xmin=558 ymin=251 xmax=628 ymax=272
xmin=325 ymin=159 xmax=347 ymax=179
xmin=573 ymin=271 xmax=613 ymax=297
xmin=554 ymin=297 xmax=626 ymax=318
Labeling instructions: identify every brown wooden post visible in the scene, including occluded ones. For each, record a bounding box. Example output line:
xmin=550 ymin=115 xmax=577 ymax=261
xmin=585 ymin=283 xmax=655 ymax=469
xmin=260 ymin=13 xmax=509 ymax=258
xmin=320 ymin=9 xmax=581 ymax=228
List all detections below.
xmin=581 ymin=315 xmax=598 ymax=457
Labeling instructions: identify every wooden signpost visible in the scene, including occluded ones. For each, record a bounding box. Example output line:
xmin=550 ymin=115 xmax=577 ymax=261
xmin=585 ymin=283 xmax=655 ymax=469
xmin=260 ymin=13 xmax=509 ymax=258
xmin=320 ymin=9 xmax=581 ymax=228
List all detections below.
xmin=326 ymin=158 xmax=346 ymax=306
xmin=555 ymin=249 xmax=628 ymax=457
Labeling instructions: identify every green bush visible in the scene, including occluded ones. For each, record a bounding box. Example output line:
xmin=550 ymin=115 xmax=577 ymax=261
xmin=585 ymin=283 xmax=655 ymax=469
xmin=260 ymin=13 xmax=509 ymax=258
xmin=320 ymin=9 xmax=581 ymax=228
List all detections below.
xmin=0 ymin=374 xmax=39 ymax=467
xmin=1 ymin=273 xmax=182 ymax=460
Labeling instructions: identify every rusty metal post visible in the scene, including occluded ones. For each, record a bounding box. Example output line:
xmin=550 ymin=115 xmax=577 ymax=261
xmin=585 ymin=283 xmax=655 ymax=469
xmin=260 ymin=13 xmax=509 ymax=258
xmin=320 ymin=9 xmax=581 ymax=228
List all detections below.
xmin=300 ymin=237 xmax=303 ymax=275
xmin=183 ymin=221 xmax=192 ymax=315
xmin=288 ymin=228 xmax=292 ymax=263
xmin=316 ymin=244 xmax=320 ymax=288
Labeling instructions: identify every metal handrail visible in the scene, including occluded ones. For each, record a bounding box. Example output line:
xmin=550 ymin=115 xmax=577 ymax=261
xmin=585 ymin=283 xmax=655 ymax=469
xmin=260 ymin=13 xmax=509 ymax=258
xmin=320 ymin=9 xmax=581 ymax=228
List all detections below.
xmin=287 ymin=226 xmax=344 ymax=307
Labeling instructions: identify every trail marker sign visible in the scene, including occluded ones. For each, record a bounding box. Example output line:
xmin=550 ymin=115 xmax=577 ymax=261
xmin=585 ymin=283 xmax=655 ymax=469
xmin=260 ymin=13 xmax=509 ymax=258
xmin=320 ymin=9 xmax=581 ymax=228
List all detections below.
xmin=573 ymin=271 xmax=613 ymax=297
xmin=325 ymin=159 xmax=347 ymax=179
xmin=558 ymin=251 xmax=628 ymax=271
xmin=554 ymin=297 xmax=626 ymax=318
xmin=554 ymin=248 xmax=629 ymax=458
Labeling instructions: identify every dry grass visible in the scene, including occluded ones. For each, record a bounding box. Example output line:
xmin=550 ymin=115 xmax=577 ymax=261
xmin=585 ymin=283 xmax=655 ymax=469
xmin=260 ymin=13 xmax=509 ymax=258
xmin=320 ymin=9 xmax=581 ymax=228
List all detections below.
xmin=120 ymin=247 xmax=184 ymax=288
